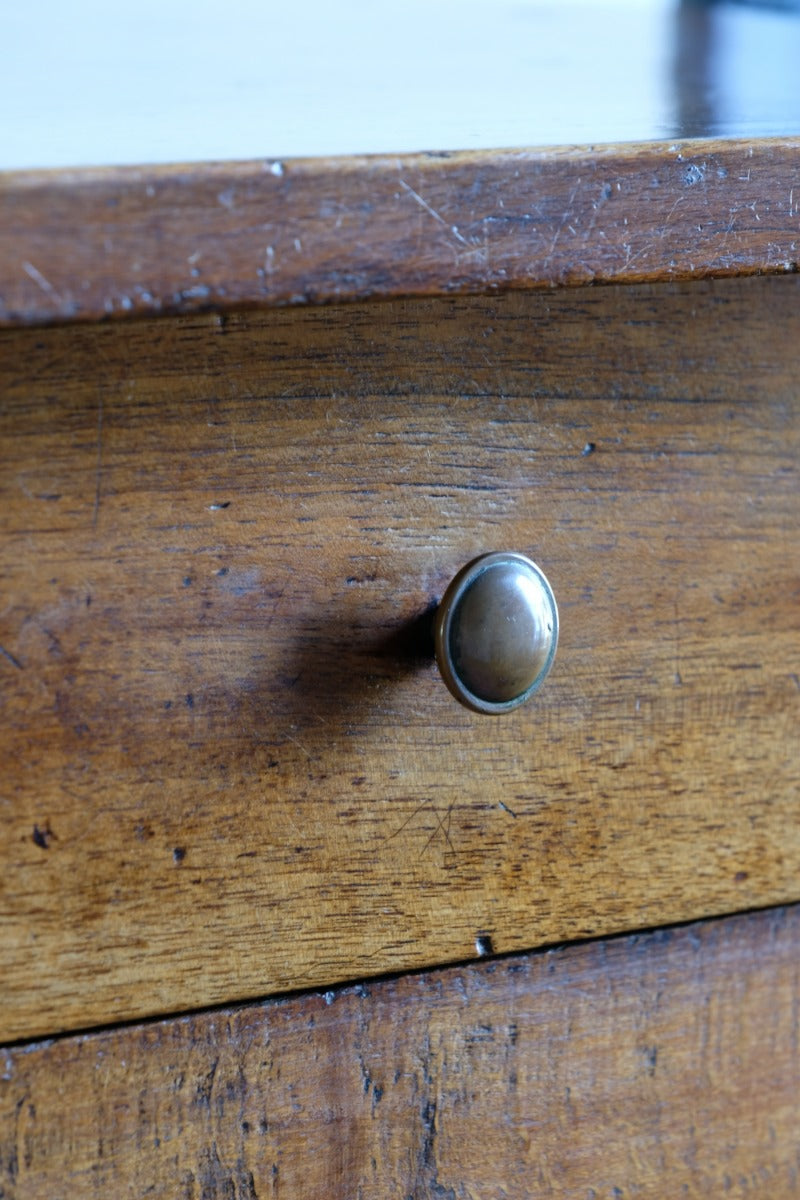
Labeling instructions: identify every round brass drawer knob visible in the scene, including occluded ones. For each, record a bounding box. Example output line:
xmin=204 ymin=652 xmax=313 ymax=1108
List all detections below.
xmin=434 ymin=552 xmax=558 ymax=714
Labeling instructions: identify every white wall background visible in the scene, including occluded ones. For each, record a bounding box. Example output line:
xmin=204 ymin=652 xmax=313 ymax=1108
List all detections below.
xmin=1 ymin=0 xmax=798 ymax=170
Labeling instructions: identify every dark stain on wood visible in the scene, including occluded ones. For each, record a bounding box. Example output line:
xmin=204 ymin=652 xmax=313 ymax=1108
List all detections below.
xmin=31 ymin=824 xmax=54 ymax=850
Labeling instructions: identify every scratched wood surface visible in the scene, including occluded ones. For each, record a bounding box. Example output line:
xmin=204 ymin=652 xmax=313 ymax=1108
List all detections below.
xmin=1 ymin=274 xmax=799 ymax=1041
xmin=2 ymin=138 xmax=800 ymax=327
xmin=3 ymin=904 xmax=800 ymax=1198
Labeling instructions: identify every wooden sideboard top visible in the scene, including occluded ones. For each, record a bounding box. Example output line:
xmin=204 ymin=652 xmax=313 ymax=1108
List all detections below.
xmin=2 ymin=137 xmax=800 ymax=327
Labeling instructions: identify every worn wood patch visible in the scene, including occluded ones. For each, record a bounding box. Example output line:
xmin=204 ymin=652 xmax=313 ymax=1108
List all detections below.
xmin=2 ymin=138 xmax=800 ymax=326
xmin=0 ymin=275 xmax=798 ymax=1039
xmin=2 ymin=904 xmax=800 ymax=1198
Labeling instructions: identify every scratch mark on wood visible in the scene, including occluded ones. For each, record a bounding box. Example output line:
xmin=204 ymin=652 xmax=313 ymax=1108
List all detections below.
xmin=673 ymin=597 xmax=683 ymax=687
xmin=386 ymin=800 xmax=432 ymax=842
xmin=621 ymin=239 xmax=656 ymax=272
xmin=0 ymin=642 xmax=24 ymax=670
xmin=399 ymin=180 xmax=468 ymax=246
xmin=498 ymin=800 xmax=518 ymax=818
xmin=92 ymin=395 xmax=104 ymax=528
xmin=421 ymin=803 xmax=455 ymax=858
xmin=662 ymin=195 xmax=685 ymax=230
xmin=544 ymin=182 xmax=580 ymax=269
xmin=22 ymin=260 xmax=60 ymax=300
xmin=284 ymin=730 xmax=313 ymax=760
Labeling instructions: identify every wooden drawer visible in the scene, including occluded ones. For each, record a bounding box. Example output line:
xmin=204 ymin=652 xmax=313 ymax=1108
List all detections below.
xmin=3 ymin=905 xmax=799 ymax=1198
xmin=1 ymin=274 xmax=798 ymax=1042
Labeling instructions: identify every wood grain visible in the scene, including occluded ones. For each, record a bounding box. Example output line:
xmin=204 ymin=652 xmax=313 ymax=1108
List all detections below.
xmin=2 ymin=138 xmax=800 ymax=327
xmin=3 ymin=904 xmax=800 ymax=1198
xmin=1 ymin=274 xmax=799 ymax=1041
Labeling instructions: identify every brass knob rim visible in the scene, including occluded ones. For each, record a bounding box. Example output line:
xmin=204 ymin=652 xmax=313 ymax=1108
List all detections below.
xmin=434 ymin=551 xmax=559 ymax=715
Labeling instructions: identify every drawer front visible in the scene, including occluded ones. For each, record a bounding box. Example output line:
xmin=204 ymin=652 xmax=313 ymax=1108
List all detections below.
xmin=3 ymin=905 xmax=800 ymax=1198
xmin=1 ymin=275 xmax=798 ymax=1040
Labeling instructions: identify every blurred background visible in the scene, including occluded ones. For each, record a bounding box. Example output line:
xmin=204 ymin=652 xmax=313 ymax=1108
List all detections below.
xmin=2 ymin=0 xmax=800 ymax=170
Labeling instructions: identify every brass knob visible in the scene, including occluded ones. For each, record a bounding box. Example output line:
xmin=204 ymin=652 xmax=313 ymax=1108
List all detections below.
xmin=434 ymin=552 xmax=558 ymax=714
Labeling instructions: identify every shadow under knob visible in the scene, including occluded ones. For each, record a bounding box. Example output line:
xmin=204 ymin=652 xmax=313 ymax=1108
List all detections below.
xmin=434 ymin=552 xmax=558 ymax=714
